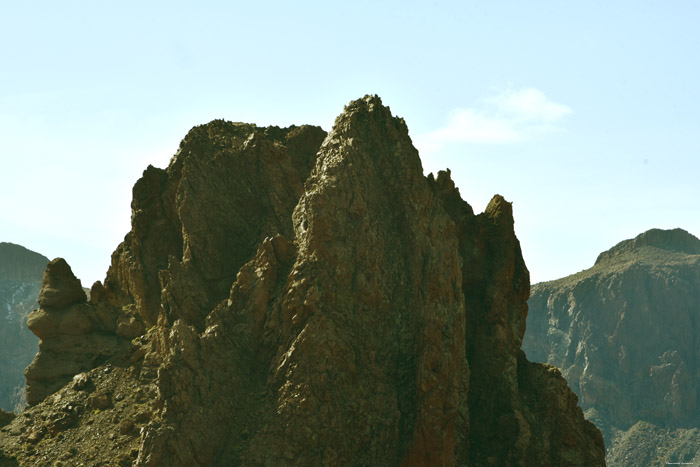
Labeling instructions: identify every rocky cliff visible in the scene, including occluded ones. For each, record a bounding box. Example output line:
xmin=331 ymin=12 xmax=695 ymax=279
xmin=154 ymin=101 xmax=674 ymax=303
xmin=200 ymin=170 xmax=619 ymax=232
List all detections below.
xmin=523 ymin=228 xmax=700 ymax=466
xmin=0 ymin=96 xmax=604 ymax=466
xmin=0 ymin=243 xmax=47 ymax=412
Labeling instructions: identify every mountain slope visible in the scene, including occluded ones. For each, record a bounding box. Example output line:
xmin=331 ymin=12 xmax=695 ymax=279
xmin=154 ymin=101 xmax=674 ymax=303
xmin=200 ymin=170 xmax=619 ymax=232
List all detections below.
xmin=0 ymin=243 xmax=47 ymax=412
xmin=523 ymin=228 xmax=700 ymax=466
xmin=0 ymin=96 xmax=604 ymax=466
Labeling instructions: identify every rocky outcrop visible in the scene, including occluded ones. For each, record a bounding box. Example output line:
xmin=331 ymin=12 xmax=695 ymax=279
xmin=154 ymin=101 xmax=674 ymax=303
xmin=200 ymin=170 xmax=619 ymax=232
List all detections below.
xmin=523 ymin=228 xmax=700 ymax=465
xmin=24 ymin=258 xmax=130 ymax=406
xmin=0 ymin=96 xmax=603 ymax=466
xmin=0 ymin=243 xmax=47 ymax=412
xmin=429 ymin=174 xmax=603 ymax=465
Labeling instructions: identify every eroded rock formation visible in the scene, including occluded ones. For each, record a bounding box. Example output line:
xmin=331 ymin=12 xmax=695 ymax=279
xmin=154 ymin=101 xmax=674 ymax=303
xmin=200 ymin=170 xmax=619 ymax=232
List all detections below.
xmin=0 ymin=96 xmax=604 ymax=466
xmin=25 ymin=258 xmax=129 ymax=405
xmin=523 ymin=228 xmax=700 ymax=466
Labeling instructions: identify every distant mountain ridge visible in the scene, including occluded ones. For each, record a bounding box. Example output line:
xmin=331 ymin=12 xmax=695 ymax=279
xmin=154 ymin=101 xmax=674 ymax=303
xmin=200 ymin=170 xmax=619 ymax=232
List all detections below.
xmin=0 ymin=243 xmax=48 ymax=282
xmin=0 ymin=243 xmax=47 ymax=412
xmin=595 ymin=228 xmax=700 ymax=265
xmin=524 ymin=228 xmax=700 ymax=466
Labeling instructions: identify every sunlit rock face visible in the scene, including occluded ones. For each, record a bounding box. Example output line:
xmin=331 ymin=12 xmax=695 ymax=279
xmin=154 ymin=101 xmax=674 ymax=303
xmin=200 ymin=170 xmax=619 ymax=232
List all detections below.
xmin=0 ymin=242 xmax=47 ymax=412
xmin=0 ymin=96 xmax=604 ymax=466
xmin=524 ymin=228 xmax=700 ymax=466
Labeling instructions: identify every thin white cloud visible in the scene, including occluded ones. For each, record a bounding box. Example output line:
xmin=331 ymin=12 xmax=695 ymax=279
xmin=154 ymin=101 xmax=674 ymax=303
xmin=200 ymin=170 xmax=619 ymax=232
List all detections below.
xmin=417 ymin=88 xmax=572 ymax=150
xmin=487 ymin=87 xmax=572 ymax=123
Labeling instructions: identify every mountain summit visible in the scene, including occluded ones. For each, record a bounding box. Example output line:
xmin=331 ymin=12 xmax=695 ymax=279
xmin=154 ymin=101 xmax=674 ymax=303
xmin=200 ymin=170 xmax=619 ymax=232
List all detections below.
xmin=524 ymin=227 xmax=700 ymax=465
xmin=0 ymin=96 xmax=603 ymax=466
xmin=595 ymin=228 xmax=700 ymax=265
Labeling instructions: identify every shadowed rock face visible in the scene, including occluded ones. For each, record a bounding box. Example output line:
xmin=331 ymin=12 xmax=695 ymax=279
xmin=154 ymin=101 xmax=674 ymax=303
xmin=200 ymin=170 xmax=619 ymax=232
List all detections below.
xmin=0 ymin=96 xmax=604 ymax=466
xmin=523 ymin=228 xmax=700 ymax=466
xmin=0 ymin=243 xmax=47 ymax=412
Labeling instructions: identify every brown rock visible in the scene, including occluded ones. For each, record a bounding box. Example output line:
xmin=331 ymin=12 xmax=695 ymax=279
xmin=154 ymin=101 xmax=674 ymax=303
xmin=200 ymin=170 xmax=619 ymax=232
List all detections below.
xmin=0 ymin=409 xmax=14 ymax=428
xmin=429 ymin=172 xmax=604 ymax=465
xmin=57 ymin=306 xmax=93 ymax=335
xmin=25 ymin=331 xmax=127 ymax=405
xmin=26 ymin=259 xmax=100 ymax=404
xmin=130 ymin=96 xmax=602 ymax=466
xmin=0 ymin=96 xmax=604 ymax=466
xmin=26 ymin=428 xmax=44 ymax=444
xmin=24 ymin=256 xmax=131 ymax=406
xmin=119 ymin=419 xmax=134 ymax=435
xmin=133 ymin=410 xmax=151 ymax=423
xmin=72 ymin=373 xmax=91 ymax=391
xmin=38 ymin=258 xmax=86 ymax=309
xmin=26 ymin=307 xmax=62 ymax=340
xmin=116 ymin=312 xmax=145 ymax=339
xmin=88 ymin=393 xmax=111 ymax=410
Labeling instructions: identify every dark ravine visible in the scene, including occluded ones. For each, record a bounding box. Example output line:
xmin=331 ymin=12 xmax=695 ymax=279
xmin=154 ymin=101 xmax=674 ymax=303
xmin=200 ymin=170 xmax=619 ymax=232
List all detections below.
xmin=523 ymin=228 xmax=700 ymax=466
xmin=0 ymin=96 xmax=604 ymax=466
xmin=0 ymin=243 xmax=47 ymax=413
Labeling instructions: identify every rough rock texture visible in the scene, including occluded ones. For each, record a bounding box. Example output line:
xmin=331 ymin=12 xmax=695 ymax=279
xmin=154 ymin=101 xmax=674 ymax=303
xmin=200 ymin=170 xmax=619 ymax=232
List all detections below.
xmin=0 ymin=243 xmax=47 ymax=412
xmin=523 ymin=228 xmax=700 ymax=465
xmin=24 ymin=258 xmax=129 ymax=406
xmin=607 ymin=421 xmax=700 ymax=466
xmin=0 ymin=96 xmax=603 ymax=466
xmin=0 ymin=411 xmax=13 ymax=429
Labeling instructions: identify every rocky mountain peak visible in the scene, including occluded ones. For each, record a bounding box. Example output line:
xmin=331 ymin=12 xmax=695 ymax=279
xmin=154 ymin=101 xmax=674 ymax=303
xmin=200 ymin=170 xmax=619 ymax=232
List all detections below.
xmin=525 ymin=228 xmax=700 ymax=465
xmin=595 ymin=228 xmax=700 ymax=265
xmin=0 ymin=96 xmax=604 ymax=466
xmin=37 ymin=258 xmax=87 ymax=309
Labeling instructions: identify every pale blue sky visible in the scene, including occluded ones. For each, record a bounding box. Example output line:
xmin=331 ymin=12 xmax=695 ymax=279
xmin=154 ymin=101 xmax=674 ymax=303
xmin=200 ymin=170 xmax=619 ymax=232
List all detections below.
xmin=2 ymin=1 xmax=699 ymax=287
